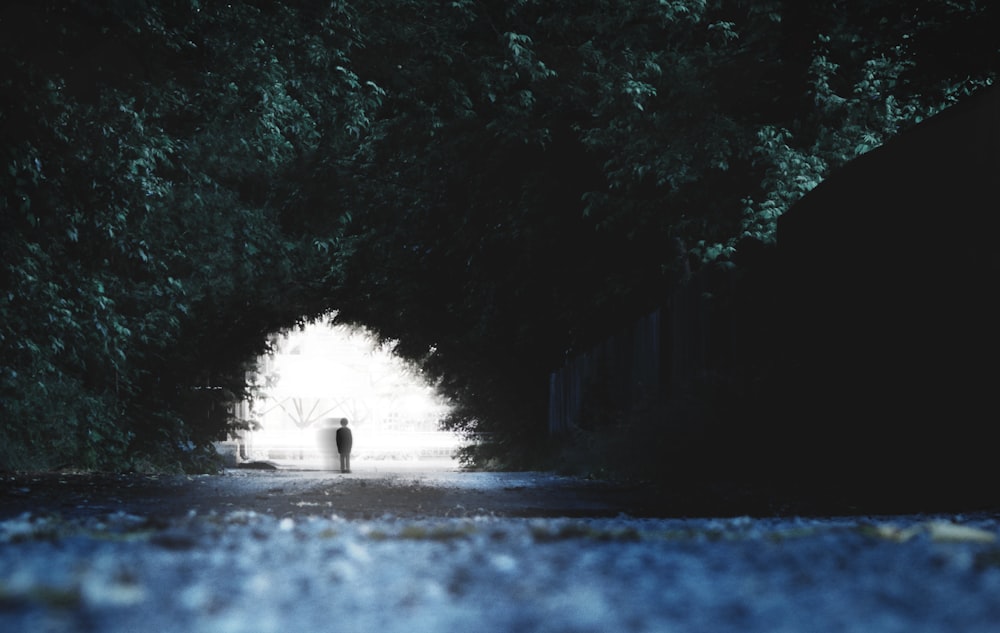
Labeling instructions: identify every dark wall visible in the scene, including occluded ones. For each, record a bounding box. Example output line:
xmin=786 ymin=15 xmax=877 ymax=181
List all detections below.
xmin=546 ymin=87 xmax=998 ymax=508
xmin=773 ymin=85 xmax=999 ymax=493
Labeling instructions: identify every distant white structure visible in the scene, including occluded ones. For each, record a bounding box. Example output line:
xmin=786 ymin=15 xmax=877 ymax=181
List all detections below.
xmin=228 ymin=318 xmax=463 ymax=468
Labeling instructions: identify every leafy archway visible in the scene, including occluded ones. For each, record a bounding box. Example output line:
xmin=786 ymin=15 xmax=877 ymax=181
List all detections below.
xmin=2 ymin=0 xmax=994 ymax=472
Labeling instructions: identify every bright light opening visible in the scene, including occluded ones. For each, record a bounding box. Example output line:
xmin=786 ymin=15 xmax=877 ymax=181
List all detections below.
xmin=234 ymin=316 xmax=464 ymax=471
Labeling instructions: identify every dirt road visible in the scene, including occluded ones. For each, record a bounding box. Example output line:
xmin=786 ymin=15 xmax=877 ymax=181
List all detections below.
xmin=1 ymin=464 xmax=666 ymax=522
xmin=4 ymin=464 xmax=1000 ymax=633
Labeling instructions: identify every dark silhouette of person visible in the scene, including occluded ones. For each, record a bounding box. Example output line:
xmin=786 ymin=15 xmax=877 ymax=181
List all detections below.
xmin=335 ymin=417 xmax=353 ymax=473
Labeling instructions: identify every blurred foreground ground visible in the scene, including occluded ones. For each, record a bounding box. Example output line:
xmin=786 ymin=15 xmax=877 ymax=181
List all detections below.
xmin=2 ymin=465 xmax=1000 ymax=632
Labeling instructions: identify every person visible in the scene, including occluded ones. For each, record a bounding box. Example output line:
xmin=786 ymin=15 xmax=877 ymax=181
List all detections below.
xmin=317 ymin=418 xmax=339 ymax=471
xmin=335 ymin=417 xmax=353 ymax=473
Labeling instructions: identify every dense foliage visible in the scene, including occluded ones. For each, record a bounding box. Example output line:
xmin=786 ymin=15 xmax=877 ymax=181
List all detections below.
xmin=1 ymin=1 xmax=376 ymax=470
xmin=1 ymin=0 xmax=995 ymax=471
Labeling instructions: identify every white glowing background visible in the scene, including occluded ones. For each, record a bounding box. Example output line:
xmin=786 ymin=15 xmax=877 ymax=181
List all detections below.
xmin=238 ymin=317 xmax=463 ymax=469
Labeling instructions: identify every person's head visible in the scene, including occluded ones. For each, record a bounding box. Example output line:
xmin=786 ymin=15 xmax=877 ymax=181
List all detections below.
xmin=340 ymin=418 xmax=349 ymax=427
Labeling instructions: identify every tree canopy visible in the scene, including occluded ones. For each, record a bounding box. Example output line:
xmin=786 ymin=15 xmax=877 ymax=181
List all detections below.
xmin=2 ymin=0 xmax=995 ymax=471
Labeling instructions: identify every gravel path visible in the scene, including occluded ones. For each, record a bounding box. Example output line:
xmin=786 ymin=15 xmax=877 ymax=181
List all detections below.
xmin=2 ymin=467 xmax=999 ymax=632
